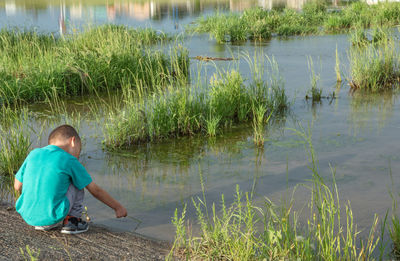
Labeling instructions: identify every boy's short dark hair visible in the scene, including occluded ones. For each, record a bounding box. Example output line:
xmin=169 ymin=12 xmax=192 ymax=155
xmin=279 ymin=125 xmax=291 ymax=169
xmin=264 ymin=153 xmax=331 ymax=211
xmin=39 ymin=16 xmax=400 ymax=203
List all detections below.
xmin=48 ymin=125 xmax=81 ymax=144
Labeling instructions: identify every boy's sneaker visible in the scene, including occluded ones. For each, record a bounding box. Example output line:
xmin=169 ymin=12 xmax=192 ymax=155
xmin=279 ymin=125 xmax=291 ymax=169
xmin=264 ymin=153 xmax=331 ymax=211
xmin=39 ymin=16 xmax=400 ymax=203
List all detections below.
xmin=61 ymin=215 xmax=89 ymax=234
xmin=35 ymin=223 xmax=60 ymax=231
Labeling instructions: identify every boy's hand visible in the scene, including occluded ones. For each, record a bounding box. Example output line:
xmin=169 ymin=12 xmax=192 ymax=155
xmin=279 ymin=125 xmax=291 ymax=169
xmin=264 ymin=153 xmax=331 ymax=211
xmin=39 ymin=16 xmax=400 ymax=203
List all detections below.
xmin=86 ymin=182 xmax=127 ymax=218
xmin=115 ymin=206 xmax=128 ymax=218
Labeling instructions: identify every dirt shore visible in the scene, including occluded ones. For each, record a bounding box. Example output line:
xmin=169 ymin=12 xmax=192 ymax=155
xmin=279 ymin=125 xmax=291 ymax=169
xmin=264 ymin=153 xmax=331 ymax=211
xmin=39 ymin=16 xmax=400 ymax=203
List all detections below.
xmin=0 ymin=202 xmax=172 ymax=260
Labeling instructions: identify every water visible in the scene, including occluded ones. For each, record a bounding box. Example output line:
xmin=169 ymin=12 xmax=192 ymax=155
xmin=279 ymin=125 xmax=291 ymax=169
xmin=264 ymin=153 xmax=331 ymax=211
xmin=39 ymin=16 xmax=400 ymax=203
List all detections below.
xmin=1 ymin=0 xmax=400 ymax=244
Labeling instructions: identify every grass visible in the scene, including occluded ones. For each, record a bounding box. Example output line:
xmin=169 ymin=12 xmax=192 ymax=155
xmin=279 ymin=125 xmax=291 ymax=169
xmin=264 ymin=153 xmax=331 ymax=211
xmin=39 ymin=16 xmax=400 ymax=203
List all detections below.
xmin=0 ymin=106 xmax=32 ymax=200
xmin=349 ymin=34 xmax=400 ymax=92
xmin=0 ymin=25 xmax=189 ymax=105
xmin=20 ymin=245 xmax=40 ymax=261
xmin=103 ymin=56 xmax=288 ymax=150
xmin=335 ymin=46 xmax=342 ymax=83
xmin=168 ymin=127 xmax=382 ymax=260
xmin=191 ymin=1 xmax=400 ymax=43
xmin=306 ymin=58 xmax=322 ymax=102
xmin=252 ymin=104 xmax=272 ymax=147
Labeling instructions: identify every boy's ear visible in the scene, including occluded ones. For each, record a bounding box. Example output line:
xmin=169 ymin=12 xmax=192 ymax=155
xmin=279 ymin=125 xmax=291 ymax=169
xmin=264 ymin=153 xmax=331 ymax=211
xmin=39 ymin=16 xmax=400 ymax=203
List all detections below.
xmin=70 ymin=136 xmax=76 ymax=147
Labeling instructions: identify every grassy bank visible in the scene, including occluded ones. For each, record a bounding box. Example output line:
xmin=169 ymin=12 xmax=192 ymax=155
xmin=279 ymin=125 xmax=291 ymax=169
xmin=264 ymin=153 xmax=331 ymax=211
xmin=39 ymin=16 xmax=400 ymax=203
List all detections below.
xmin=103 ymin=57 xmax=288 ymax=149
xmin=191 ymin=1 xmax=400 ymax=43
xmin=169 ymin=128 xmax=384 ymax=260
xmin=0 ymin=25 xmax=189 ymax=105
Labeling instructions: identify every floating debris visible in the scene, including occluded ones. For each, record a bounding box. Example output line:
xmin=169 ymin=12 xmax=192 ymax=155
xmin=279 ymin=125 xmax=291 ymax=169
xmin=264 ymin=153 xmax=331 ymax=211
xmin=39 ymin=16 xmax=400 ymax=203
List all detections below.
xmin=191 ymin=56 xmax=235 ymax=62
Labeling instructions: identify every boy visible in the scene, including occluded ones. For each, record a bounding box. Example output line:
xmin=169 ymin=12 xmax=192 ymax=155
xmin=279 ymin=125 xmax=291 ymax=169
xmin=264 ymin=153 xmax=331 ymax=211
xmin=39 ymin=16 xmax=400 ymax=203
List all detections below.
xmin=14 ymin=125 xmax=127 ymax=234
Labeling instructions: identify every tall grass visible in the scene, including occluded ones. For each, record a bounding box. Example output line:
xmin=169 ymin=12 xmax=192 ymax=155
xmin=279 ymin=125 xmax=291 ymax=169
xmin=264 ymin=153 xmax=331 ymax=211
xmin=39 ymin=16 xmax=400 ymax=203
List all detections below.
xmin=349 ymin=34 xmax=400 ymax=92
xmin=252 ymin=104 xmax=272 ymax=147
xmin=169 ymin=127 xmax=381 ymax=260
xmin=103 ymin=57 xmax=288 ymax=149
xmin=306 ymin=57 xmax=322 ymax=102
xmin=191 ymin=2 xmax=400 ymax=43
xmin=335 ymin=46 xmax=342 ymax=83
xmin=0 ymin=26 xmax=189 ymax=105
xmin=0 ymin=106 xmax=32 ymax=199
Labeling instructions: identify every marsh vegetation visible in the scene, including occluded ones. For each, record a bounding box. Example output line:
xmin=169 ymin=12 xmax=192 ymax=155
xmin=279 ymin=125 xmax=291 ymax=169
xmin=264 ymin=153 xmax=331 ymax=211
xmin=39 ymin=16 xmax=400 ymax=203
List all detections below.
xmin=0 ymin=26 xmax=188 ymax=105
xmin=192 ymin=1 xmax=400 ymax=43
xmin=349 ymin=29 xmax=400 ymax=92
xmin=103 ymin=56 xmax=288 ymax=150
xmin=2 ymin=1 xmax=400 ymax=259
xmin=169 ymin=129 xmax=382 ymax=260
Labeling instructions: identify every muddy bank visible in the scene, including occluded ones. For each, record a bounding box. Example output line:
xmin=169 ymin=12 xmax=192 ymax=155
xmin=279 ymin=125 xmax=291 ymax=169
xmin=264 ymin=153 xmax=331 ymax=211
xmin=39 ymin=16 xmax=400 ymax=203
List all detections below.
xmin=0 ymin=203 xmax=172 ymax=260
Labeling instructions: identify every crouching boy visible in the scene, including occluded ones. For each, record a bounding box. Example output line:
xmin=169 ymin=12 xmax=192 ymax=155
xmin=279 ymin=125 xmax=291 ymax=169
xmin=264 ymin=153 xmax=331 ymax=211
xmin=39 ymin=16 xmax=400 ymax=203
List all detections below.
xmin=14 ymin=125 xmax=127 ymax=234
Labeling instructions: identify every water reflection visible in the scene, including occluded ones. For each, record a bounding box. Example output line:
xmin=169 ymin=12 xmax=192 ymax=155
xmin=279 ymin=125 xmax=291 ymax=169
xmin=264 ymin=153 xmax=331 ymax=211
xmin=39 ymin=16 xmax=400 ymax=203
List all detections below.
xmin=1 ymin=0 xmax=343 ymax=33
xmin=349 ymin=90 xmax=397 ymax=136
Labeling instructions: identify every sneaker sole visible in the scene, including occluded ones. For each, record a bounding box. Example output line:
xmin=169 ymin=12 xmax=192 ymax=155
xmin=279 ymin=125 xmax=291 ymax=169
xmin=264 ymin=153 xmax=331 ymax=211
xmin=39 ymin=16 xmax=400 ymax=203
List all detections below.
xmin=35 ymin=223 xmax=60 ymax=231
xmin=61 ymin=226 xmax=89 ymax=235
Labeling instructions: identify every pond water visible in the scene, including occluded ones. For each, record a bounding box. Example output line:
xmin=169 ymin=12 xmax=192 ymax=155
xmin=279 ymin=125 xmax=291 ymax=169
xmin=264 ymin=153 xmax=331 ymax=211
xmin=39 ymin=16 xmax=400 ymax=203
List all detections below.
xmin=1 ymin=0 xmax=400 ymax=245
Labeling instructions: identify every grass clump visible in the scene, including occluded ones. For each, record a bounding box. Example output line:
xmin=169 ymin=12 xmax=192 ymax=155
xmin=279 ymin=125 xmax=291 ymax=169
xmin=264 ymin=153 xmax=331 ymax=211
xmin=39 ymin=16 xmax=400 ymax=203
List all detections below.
xmin=192 ymin=2 xmax=400 ymax=43
xmin=335 ymin=46 xmax=342 ymax=83
xmin=0 ymin=26 xmax=189 ymax=105
xmin=252 ymin=104 xmax=272 ymax=147
xmin=169 ymin=128 xmax=381 ymax=260
xmin=349 ymin=36 xmax=400 ymax=92
xmin=306 ymin=58 xmax=322 ymax=102
xmin=0 ymin=106 xmax=32 ymax=199
xmin=103 ymin=58 xmax=288 ymax=149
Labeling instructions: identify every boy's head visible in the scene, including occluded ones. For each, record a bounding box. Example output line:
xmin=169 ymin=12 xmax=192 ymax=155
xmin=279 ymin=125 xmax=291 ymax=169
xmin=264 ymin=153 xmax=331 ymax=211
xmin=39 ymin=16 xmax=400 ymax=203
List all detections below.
xmin=48 ymin=125 xmax=81 ymax=158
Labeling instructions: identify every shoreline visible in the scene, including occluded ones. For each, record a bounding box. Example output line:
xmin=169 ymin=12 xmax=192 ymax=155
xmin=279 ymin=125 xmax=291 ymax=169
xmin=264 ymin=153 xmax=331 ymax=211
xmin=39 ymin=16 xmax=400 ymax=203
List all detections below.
xmin=0 ymin=202 xmax=172 ymax=260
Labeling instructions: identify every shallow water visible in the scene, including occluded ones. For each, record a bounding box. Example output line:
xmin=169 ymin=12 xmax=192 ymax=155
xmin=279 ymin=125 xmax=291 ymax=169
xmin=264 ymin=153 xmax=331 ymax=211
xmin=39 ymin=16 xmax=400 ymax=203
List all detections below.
xmin=2 ymin=0 xmax=400 ymax=245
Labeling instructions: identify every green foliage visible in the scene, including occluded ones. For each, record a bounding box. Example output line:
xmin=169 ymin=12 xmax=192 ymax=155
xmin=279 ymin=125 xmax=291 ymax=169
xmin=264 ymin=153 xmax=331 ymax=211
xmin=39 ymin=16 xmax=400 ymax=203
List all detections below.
xmin=0 ymin=107 xmax=31 ymax=190
xmin=306 ymin=58 xmax=322 ymax=102
xmin=349 ymin=36 xmax=400 ymax=92
xmin=192 ymin=2 xmax=400 ymax=43
xmin=0 ymin=26 xmax=189 ymax=105
xmin=103 ymin=59 xmax=288 ymax=149
xmin=252 ymin=104 xmax=272 ymax=147
xmin=20 ymin=245 xmax=40 ymax=261
xmin=169 ymin=128 xmax=381 ymax=260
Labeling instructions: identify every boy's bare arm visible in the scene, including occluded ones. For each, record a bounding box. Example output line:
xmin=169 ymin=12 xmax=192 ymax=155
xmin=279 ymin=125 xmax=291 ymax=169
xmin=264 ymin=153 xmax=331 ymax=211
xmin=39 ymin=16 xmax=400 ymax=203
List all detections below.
xmin=86 ymin=182 xmax=127 ymax=218
xmin=14 ymin=178 xmax=22 ymax=192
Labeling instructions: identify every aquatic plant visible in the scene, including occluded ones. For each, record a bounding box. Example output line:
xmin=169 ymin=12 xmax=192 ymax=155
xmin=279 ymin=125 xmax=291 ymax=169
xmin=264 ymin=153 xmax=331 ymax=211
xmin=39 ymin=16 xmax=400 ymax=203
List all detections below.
xmin=390 ymin=214 xmax=400 ymax=258
xmin=252 ymin=104 xmax=272 ymax=147
xmin=252 ymin=104 xmax=267 ymax=147
xmin=191 ymin=2 xmax=400 ymax=43
xmin=206 ymin=115 xmax=220 ymax=137
xmin=335 ymin=46 xmax=342 ymax=83
xmin=103 ymin=58 xmax=288 ymax=149
xmin=168 ymin=128 xmax=381 ymax=260
xmin=0 ymin=26 xmax=189 ymax=105
xmin=306 ymin=58 xmax=322 ymax=102
xmin=349 ymin=37 xmax=400 ymax=92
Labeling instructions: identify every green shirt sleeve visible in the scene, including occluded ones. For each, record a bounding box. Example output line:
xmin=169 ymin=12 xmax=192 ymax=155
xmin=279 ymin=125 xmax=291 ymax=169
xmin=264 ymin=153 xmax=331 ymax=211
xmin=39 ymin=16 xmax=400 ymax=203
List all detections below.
xmin=69 ymin=158 xmax=93 ymax=190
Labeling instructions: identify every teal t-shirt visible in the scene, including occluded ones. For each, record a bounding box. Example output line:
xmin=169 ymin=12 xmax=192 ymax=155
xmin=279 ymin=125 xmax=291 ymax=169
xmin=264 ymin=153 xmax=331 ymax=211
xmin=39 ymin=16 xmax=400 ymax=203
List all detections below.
xmin=15 ymin=145 xmax=93 ymax=226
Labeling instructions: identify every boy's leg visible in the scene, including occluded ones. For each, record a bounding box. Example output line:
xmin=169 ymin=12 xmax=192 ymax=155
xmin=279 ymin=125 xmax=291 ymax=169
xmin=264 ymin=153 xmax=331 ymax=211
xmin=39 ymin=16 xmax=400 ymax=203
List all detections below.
xmin=66 ymin=183 xmax=84 ymax=218
xmin=61 ymin=184 xmax=89 ymax=234
xmin=34 ymin=184 xmax=82 ymax=231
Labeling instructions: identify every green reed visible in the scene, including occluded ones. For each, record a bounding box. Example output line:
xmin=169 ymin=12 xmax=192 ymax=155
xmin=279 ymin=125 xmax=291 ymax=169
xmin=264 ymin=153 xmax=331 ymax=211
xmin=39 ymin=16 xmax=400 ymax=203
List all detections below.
xmin=349 ymin=34 xmax=400 ymax=92
xmin=103 ymin=56 xmax=288 ymax=150
xmin=307 ymin=57 xmax=322 ymax=102
xmin=335 ymin=46 xmax=342 ymax=83
xmin=191 ymin=1 xmax=400 ymax=43
xmin=0 ymin=25 xmax=189 ymax=105
xmin=0 ymin=106 xmax=32 ymax=199
xmin=252 ymin=104 xmax=272 ymax=147
xmin=168 ymin=127 xmax=381 ymax=260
